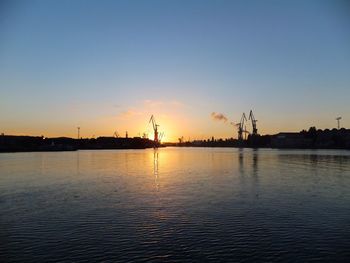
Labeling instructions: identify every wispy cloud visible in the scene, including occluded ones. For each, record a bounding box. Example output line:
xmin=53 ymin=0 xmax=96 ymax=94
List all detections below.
xmin=117 ymin=109 xmax=144 ymax=119
xmin=211 ymin=112 xmax=228 ymax=123
xmin=116 ymin=99 xmax=185 ymax=120
xmin=143 ymin=100 xmax=164 ymax=108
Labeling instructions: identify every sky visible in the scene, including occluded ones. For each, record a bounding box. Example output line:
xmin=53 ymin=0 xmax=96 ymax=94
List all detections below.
xmin=1 ymin=0 xmax=349 ymax=142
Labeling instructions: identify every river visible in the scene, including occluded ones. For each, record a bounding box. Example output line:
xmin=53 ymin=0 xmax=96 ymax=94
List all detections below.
xmin=1 ymin=148 xmax=349 ymax=262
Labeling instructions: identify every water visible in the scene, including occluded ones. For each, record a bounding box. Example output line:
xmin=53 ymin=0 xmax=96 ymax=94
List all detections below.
xmin=1 ymin=148 xmax=350 ymax=262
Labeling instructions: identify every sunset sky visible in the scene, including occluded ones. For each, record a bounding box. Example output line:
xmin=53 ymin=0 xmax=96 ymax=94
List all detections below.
xmin=1 ymin=0 xmax=349 ymax=142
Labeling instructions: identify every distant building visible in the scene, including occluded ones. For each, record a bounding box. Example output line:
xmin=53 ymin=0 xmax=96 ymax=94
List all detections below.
xmin=192 ymin=140 xmax=202 ymax=146
xmin=271 ymin=132 xmax=313 ymax=148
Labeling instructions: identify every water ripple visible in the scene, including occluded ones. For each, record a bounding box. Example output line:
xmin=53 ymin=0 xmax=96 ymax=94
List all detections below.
xmin=1 ymin=148 xmax=350 ymax=262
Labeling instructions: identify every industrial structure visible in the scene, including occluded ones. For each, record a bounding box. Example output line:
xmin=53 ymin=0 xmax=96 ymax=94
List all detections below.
xmin=236 ymin=112 xmax=248 ymax=141
xmin=236 ymin=110 xmax=259 ymax=141
xmin=3 ymin=110 xmax=350 ymax=151
xmin=249 ymin=110 xmax=258 ymax=136
xmin=149 ymin=115 xmax=164 ymax=146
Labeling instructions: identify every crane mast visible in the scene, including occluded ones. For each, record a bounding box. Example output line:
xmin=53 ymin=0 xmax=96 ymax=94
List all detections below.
xmin=158 ymin=132 xmax=164 ymax=143
xmin=149 ymin=115 xmax=159 ymax=143
xmin=249 ymin=110 xmax=258 ymax=135
xmin=237 ymin=113 xmax=247 ymax=141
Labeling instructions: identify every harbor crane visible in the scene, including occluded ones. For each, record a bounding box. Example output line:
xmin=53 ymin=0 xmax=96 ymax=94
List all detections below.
xmin=149 ymin=115 xmax=159 ymax=143
xmin=237 ymin=113 xmax=248 ymax=141
xmin=158 ymin=132 xmax=164 ymax=143
xmin=178 ymin=136 xmax=184 ymax=144
xmin=248 ymin=110 xmax=258 ymax=135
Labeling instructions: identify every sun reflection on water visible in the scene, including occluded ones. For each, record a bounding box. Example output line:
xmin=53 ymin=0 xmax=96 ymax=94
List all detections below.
xmin=153 ymin=149 xmax=159 ymax=190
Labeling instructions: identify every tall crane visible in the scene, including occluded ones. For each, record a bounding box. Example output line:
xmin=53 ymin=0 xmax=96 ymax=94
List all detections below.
xmin=158 ymin=132 xmax=164 ymax=143
xmin=149 ymin=115 xmax=159 ymax=143
xmin=248 ymin=110 xmax=258 ymax=135
xmin=237 ymin=113 xmax=247 ymax=141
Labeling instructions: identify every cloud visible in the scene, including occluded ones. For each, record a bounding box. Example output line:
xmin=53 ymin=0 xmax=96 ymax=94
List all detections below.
xmin=211 ymin=112 xmax=228 ymax=123
xmin=116 ymin=99 xmax=186 ymax=121
xmin=143 ymin=100 xmax=164 ymax=109
xmin=117 ymin=109 xmax=144 ymax=119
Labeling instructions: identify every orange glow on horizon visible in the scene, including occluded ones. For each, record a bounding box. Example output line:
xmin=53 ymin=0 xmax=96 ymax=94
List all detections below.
xmin=2 ymin=97 xmax=345 ymax=142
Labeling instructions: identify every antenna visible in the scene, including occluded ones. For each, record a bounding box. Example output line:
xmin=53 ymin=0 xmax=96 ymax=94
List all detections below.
xmin=336 ymin=117 xmax=342 ymax=129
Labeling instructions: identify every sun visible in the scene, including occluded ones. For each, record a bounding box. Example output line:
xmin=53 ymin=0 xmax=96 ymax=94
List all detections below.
xmin=147 ymin=131 xmax=167 ymax=142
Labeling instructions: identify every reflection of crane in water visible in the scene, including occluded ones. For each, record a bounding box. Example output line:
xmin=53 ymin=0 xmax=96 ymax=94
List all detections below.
xmin=153 ymin=149 xmax=159 ymax=189
xmin=252 ymin=149 xmax=259 ymax=177
xmin=238 ymin=149 xmax=259 ymax=178
xmin=76 ymin=150 xmax=80 ymax=175
xmin=238 ymin=149 xmax=244 ymax=175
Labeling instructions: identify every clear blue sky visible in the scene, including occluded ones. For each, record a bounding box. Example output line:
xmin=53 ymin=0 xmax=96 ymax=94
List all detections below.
xmin=1 ymin=0 xmax=349 ymax=140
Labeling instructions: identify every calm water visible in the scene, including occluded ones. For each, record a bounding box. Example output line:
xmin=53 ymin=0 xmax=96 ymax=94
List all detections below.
xmin=1 ymin=148 xmax=350 ymax=262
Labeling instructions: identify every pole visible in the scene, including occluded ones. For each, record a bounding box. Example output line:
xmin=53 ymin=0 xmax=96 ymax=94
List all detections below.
xmin=336 ymin=117 xmax=341 ymax=129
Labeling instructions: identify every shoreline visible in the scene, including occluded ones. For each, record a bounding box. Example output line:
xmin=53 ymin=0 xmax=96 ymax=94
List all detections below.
xmin=1 ymin=145 xmax=350 ymax=153
xmin=1 ymin=128 xmax=350 ymax=152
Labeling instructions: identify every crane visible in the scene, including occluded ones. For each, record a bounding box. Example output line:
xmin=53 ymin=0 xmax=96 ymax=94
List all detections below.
xmin=248 ymin=110 xmax=258 ymax=135
xmin=149 ymin=115 xmax=159 ymax=144
xmin=178 ymin=136 xmax=184 ymax=144
xmin=158 ymin=132 xmax=164 ymax=143
xmin=237 ymin=113 xmax=247 ymax=141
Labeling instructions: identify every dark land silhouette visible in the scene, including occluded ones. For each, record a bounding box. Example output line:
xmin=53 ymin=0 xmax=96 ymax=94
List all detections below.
xmin=167 ymin=127 xmax=350 ymax=150
xmin=1 ymin=127 xmax=350 ymax=152
xmin=0 ymin=135 xmax=157 ymax=152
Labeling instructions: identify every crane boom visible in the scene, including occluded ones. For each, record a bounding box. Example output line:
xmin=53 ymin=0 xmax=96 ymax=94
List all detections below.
xmin=248 ymin=110 xmax=258 ymax=135
xmin=149 ymin=115 xmax=156 ymax=131
xmin=149 ymin=115 xmax=159 ymax=143
xmin=237 ymin=113 xmax=247 ymax=141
